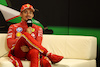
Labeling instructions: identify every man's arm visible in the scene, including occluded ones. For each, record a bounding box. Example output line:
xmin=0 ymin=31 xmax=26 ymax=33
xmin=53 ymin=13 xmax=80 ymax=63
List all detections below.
xmin=20 ymin=26 xmax=43 ymax=52
xmin=27 ymin=26 xmax=43 ymax=44
xmin=7 ymin=25 xmax=18 ymax=49
xmin=35 ymin=27 xmax=43 ymax=45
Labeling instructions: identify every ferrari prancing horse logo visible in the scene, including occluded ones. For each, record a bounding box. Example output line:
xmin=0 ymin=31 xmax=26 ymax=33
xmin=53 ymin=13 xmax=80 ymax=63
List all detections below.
xmin=32 ymin=28 xmax=35 ymax=32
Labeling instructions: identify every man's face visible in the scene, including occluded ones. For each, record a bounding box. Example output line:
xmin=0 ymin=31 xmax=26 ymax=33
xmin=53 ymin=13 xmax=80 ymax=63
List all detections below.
xmin=20 ymin=8 xmax=34 ymax=21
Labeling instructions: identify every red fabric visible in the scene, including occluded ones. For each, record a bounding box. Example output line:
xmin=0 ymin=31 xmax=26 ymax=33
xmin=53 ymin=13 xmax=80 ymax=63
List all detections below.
xmin=47 ymin=53 xmax=63 ymax=64
xmin=7 ymin=21 xmax=51 ymax=67
xmin=20 ymin=4 xmax=35 ymax=12
xmin=8 ymin=50 xmax=23 ymax=67
xmin=14 ymin=32 xmax=48 ymax=58
xmin=26 ymin=49 xmax=40 ymax=67
xmin=40 ymin=56 xmax=51 ymax=67
xmin=7 ymin=21 xmax=43 ymax=49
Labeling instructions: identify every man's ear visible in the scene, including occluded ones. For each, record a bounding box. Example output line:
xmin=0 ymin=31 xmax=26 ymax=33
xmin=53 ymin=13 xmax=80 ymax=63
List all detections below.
xmin=20 ymin=12 xmax=22 ymax=17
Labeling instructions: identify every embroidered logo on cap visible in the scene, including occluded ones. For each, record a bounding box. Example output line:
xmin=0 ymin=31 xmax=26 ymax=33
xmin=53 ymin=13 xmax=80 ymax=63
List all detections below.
xmin=27 ymin=4 xmax=30 ymax=7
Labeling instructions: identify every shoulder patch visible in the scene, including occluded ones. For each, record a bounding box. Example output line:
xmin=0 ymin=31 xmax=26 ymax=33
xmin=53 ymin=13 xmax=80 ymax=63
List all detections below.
xmin=16 ymin=27 xmax=23 ymax=32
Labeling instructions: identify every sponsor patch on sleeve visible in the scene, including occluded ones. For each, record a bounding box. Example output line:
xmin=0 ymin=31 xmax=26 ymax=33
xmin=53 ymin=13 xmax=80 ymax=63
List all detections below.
xmin=16 ymin=32 xmax=22 ymax=37
xmin=16 ymin=27 xmax=23 ymax=32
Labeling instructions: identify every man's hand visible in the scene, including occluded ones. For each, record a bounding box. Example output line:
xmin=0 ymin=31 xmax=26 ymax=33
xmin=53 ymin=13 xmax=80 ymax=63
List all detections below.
xmin=26 ymin=27 xmax=33 ymax=34
xmin=21 ymin=45 xmax=29 ymax=52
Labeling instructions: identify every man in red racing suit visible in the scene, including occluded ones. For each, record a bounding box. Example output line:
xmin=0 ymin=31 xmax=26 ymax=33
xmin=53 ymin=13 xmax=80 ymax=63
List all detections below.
xmin=7 ymin=4 xmax=63 ymax=67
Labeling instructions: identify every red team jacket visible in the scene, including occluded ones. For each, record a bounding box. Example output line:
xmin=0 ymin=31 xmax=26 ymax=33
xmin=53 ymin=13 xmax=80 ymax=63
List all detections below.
xmin=7 ymin=21 xmax=52 ymax=67
xmin=7 ymin=21 xmax=43 ymax=50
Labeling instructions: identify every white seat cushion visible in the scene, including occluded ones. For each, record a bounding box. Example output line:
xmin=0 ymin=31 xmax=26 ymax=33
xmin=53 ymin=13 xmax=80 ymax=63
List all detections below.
xmin=0 ymin=57 xmax=96 ymax=67
xmin=0 ymin=34 xmax=9 ymax=57
xmin=0 ymin=57 xmax=30 ymax=67
xmin=0 ymin=34 xmax=97 ymax=67
xmin=42 ymin=35 xmax=97 ymax=60
xmin=53 ymin=59 xmax=96 ymax=67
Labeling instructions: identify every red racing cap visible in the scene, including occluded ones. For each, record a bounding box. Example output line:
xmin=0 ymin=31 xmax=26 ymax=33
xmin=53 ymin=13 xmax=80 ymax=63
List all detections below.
xmin=20 ymin=4 xmax=35 ymax=12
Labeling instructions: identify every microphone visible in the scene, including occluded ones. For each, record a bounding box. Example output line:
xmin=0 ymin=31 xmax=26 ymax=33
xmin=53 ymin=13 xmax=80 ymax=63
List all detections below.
xmin=27 ymin=19 xmax=32 ymax=27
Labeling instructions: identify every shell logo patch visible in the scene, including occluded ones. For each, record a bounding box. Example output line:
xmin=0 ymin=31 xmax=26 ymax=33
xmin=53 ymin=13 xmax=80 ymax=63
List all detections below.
xmin=27 ymin=4 xmax=30 ymax=7
xmin=32 ymin=28 xmax=35 ymax=32
xmin=16 ymin=27 xmax=23 ymax=32
xmin=16 ymin=32 xmax=21 ymax=37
